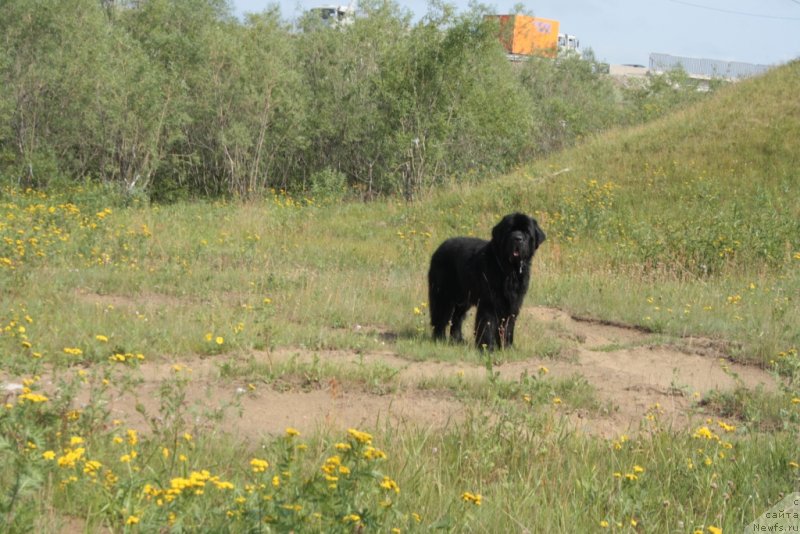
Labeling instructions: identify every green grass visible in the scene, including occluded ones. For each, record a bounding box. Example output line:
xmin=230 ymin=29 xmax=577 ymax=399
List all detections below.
xmin=1 ymin=62 xmax=800 ymax=532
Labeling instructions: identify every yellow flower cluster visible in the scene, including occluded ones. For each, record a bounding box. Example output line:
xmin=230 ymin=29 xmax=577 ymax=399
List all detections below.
xmin=347 ymin=428 xmax=373 ymax=444
xmin=380 ymin=476 xmax=400 ymax=494
xmin=0 ymin=188 xmax=92 ymax=270
xmin=171 ymin=470 xmax=234 ymax=494
xmin=141 ymin=469 xmax=234 ymax=505
xmin=612 ymin=434 xmax=629 ymax=451
xmin=461 ymin=491 xmax=482 ymax=506
xmin=692 ymin=426 xmax=720 ymax=441
xmin=270 ymin=188 xmax=313 ymax=209
xmin=717 ymin=420 xmax=736 ymax=433
xmin=615 ymin=464 xmax=646 ymax=482
xmin=320 ymin=455 xmax=350 ymax=488
xmin=364 ymin=446 xmax=387 ymax=460
xmin=18 ymin=389 xmax=49 ymax=404
xmin=204 ymin=332 xmax=225 ymax=345
xmin=250 ymin=458 xmax=269 ymax=473
xmin=56 ymin=447 xmax=86 ymax=468
xmin=108 ymin=352 xmax=145 ymax=364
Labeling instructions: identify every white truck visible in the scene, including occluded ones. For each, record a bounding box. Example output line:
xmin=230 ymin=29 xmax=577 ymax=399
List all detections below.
xmin=558 ymin=33 xmax=580 ymax=54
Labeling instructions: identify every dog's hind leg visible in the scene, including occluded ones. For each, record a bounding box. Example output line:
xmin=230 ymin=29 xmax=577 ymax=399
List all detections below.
xmin=429 ymin=295 xmax=452 ymax=341
xmin=449 ymin=303 xmax=469 ymax=343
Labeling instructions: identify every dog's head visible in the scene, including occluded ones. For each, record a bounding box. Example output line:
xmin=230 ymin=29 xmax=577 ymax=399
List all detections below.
xmin=491 ymin=212 xmax=546 ymax=266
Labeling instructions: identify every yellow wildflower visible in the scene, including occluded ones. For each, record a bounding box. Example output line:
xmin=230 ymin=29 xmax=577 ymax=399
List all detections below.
xmin=717 ymin=420 xmax=736 ymax=433
xmin=693 ymin=426 xmax=720 ymax=441
xmin=364 ymin=446 xmax=387 ymax=460
xmin=461 ymin=491 xmax=482 ymax=506
xmin=250 ymin=458 xmax=269 ymax=473
xmin=213 ymin=480 xmax=234 ymax=490
xmin=347 ymin=428 xmax=373 ymax=444
xmin=18 ymin=392 xmax=49 ymax=403
xmin=380 ymin=476 xmax=400 ymax=494
xmin=83 ymin=460 xmax=102 ymax=477
xmin=57 ymin=448 xmax=85 ymax=468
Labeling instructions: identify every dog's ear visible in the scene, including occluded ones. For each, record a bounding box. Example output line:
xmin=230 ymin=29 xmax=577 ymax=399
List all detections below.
xmin=491 ymin=214 xmax=513 ymax=244
xmin=529 ymin=217 xmax=546 ymax=250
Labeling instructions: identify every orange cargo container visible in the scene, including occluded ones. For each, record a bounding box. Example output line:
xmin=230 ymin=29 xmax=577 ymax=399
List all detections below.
xmin=488 ymin=15 xmax=560 ymax=58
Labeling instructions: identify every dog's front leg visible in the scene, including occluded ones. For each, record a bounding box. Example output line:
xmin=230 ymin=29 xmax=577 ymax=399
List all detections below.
xmin=475 ymin=305 xmax=498 ymax=351
xmin=503 ymin=315 xmax=517 ymax=347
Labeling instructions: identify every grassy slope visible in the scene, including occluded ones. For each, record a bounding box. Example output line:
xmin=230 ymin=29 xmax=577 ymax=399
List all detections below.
xmin=1 ymin=62 xmax=799 ymax=532
xmin=398 ymin=60 xmax=800 ymax=364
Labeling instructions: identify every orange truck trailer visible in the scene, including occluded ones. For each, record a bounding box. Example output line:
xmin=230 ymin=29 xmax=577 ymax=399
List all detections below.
xmin=487 ymin=15 xmax=560 ymax=58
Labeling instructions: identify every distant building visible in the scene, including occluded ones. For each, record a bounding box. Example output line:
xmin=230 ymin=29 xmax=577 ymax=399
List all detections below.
xmin=649 ymin=53 xmax=772 ymax=81
xmin=487 ymin=15 xmax=561 ymax=59
xmin=309 ymin=4 xmax=355 ymax=27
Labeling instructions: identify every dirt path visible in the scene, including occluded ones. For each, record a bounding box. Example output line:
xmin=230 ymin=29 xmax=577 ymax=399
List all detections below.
xmin=4 ymin=307 xmax=777 ymax=439
xmin=517 ymin=307 xmax=774 ymax=435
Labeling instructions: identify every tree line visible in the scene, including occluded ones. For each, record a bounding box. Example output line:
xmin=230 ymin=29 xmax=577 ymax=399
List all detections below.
xmin=0 ymin=0 xmax=712 ymax=201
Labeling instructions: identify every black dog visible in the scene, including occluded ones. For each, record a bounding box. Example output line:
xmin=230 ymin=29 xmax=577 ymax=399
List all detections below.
xmin=428 ymin=213 xmax=545 ymax=350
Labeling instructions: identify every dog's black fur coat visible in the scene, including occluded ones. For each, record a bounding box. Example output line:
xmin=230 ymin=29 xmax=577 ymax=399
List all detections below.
xmin=428 ymin=213 xmax=545 ymax=350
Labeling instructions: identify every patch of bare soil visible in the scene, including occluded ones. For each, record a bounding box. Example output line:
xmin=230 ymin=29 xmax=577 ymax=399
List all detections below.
xmin=5 ymin=307 xmax=777 ymax=440
xmin=72 ymin=353 xmax=467 ymax=442
xmin=515 ymin=307 xmax=776 ymax=436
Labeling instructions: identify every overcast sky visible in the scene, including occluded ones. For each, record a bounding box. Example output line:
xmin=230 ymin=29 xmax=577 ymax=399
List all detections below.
xmin=231 ymin=0 xmax=800 ymax=66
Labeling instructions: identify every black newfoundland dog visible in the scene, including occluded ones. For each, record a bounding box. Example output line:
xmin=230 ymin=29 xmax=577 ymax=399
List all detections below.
xmin=428 ymin=213 xmax=545 ymax=350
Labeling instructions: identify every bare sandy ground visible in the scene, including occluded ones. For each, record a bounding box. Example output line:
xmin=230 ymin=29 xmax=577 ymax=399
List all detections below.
xmin=11 ymin=305 xmax=770 ymax=441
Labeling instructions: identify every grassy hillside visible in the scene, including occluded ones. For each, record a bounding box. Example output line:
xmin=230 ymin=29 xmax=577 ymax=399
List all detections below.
xmin=406 ymin=60 xmax=800 ymax=364
xmin=1 ymin=62 xmax=798 ymax=532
